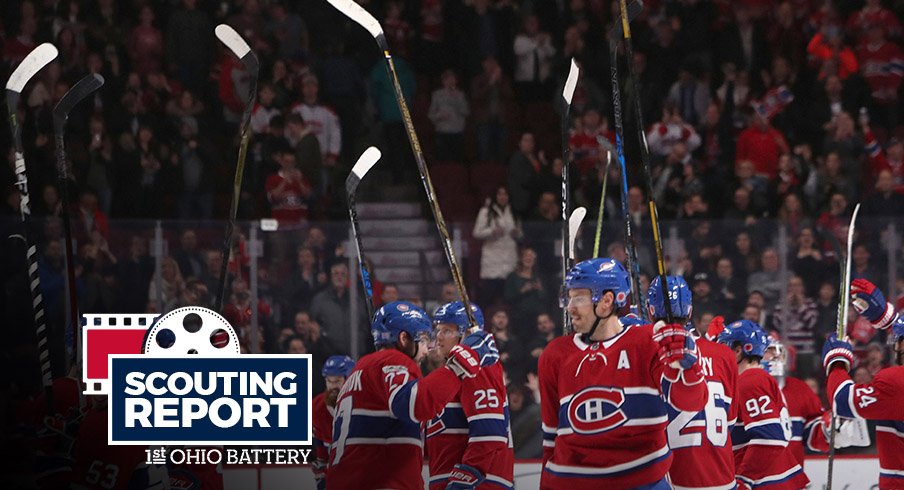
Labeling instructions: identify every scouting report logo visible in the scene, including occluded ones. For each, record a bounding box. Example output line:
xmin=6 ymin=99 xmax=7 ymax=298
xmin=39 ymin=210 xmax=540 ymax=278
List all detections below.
xmin=83 ymin=307 xmax=312 ymax=446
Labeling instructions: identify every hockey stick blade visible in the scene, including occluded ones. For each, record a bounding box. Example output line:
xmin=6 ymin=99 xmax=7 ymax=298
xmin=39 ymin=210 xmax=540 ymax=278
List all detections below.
xmin=327 ymin=0 xmax=384 ymax=39
xmin=838 ymin=203 xmax=860 ymax=336
xmin=568 ymin=207 xmax=587 ymax=260
xmin=346 ymin=146 xmax=382 ymax=196
xmin=6 ymin=43 xmax=57 ymax=93
xmin=53 ymin=74 xmax=104 ymax=126
xmin=562 ymin=59 xmax=580 ymax=104
xmin=610 ymin=0 xmax=643 ymax=40
xmin=215 ymin=24 xmax=251 ymax=58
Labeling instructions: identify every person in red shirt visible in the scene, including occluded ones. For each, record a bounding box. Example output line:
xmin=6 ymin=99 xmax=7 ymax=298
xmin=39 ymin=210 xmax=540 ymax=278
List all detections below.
xmin=857 ymin=25 xmax=904 ymax=108
xmin=735 ymin=113 xmax=789 ymax=179
xmin=265 ymin=143 xmax=313 ymax=225
xmin=807 ymin=24 xmax=859 ymax=81
xmin=567 ymin=108 xmax=614 ymax=178
xmin=846 ymin=0 xmax=902 ymax=44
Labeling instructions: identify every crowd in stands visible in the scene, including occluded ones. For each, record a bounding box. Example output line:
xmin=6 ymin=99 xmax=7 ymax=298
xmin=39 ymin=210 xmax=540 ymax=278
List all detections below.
xmin=2 ymin=0 xmax=904 ymax=459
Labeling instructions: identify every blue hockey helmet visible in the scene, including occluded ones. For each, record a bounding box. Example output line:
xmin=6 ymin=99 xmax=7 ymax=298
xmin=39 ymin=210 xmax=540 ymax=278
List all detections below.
xmin=322 ymin=355 xmax=356 ymax=378
xmin=647 ymin=275 xmax=693 ymax=320
xmin=371 ymin=301 xmax=432 ymax=348
xmin=717 ymin=319 xmax=770 ymax=358
xmin=561 ymin=258 xmax=631 ymax=308
xmin=433 ymin=301 xmax=484 ymax=334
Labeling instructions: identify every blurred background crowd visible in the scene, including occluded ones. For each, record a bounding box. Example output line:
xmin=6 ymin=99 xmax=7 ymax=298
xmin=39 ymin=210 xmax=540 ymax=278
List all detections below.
xmin=2 ymin=0 xmax=904 ymax=459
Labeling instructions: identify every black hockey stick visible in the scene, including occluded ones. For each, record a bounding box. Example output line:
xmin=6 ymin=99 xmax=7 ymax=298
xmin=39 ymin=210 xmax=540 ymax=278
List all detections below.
xmin=561 ymin=59 xmax=579 ymax=333
xmin=214 ymin=24 xmax=260 ymax=312
xmin=616 ymin=0 xmax=673 ymax=323
xmin=346 ymin=147 xmax=381 ymax=322
xmin=827 ymin=202 xmax=860 ymax=490
xmin=328 ymin=0 xmax=480 ymax=332
xmin=53 ymin=73 xmax=104 ymax=369
xmin=608 ymin=31 xmax=645 ymax=318
xmin=6 ymin=43 xmax=59 ymax=410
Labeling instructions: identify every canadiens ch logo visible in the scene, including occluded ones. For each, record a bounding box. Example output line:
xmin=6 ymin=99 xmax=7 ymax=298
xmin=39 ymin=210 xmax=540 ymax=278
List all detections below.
xmin=567 ymin=386 xmax=628 ymax=434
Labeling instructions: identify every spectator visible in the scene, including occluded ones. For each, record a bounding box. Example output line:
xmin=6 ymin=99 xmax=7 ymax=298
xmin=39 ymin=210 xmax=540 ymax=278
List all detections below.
xmin=173 ymin=119 xmax=215 ymax=220
xmin=821 ymin=112 xmax=865 ymax=183
xmin=747 ymin=248 xmax=784 ymax=307
xmin=128 ymin=5 xmax=163 ymax=77
xmin=792 ymin=227 xmax=825 ymax=297
xmin=717 ymin=5 xmax=769 ymax=83
xmin=283 ymin=335 xmax=307 ymax=355
xmin=294 ymin=311 xmax=338 ymax=395
xmin=863 ymin=342 xmax=887 ymax=378
xmin=219 ymin=46 xmax=253 ymax=126
xmin=747 ymin=291 xmax=772 ymax=326
xmin=284 ymin=114 xmax=324 ymax=193
xmin=471 ymin=56 xmax=515 ymax=163
xmin=646 ymin=105 xmax=702 ymax=159
xmin=665 ymin=64 xmax=712 ymax=128
xmin=473 ymin=186 xmax=521 ymax=307
xmin=368 ymin=54 xmax=415 ymax=183
xmin=507 ymin=132 xmax=543 ymax=218
xmin=728 ymin=230 xmax=759 ymax=282
xmin=224 ymin=278 xmax=272 ymax=353
xmin=281 ymin=247 xmax=327 ymax=313
xmin=165 ymin=0 xmax=214 ymax=92
xmin=863 ymin=126 xmax=903 ymax=190
xmin=526 ymin=312 xmax=556 ymax=361
xmin=691 ymin=272 xmax=725 ymax=318
xmin=84 ymin=115 xmax=114 ymax=216
xmin=128 ymin=125 xmax=170 ymax=219
xmin=772 ymin=276 xmax=818 ymax=376
xmin=512 ymin=14 xmax=555 ymax=101
xmin=857 ymin=25 xmax=903 ymax=127
xmin=488 ymin=308 xmax=522 ymax=374
xmin=75 ymin=188 xmax=109 ymax=243
xmin=816 ymin=191 xmax=851 ymax=256
xmin=428 ymin=69 xmax=469 ymax=162
xmin=250 ymin=83 xmax=280 ymax=136
xmin=39 ymin=184 xmax=62 ymax=218
xmin=265 ymin=143 xmax=314 ymax=226
xmin=77 ymin=239 xmax=117 ymax=313
xmin=723 ymin=186 xmax=760 ymax=224
xmin=116 ymin=236 xmax=155 ymax=313
xmin=862 ymin=170 xmax=904 ymax=218
xmin=199 ymin=250 xmax=224 ymax=301
xmin=743 ymin=302 xmax=767 ymax=327
xmin=714 ymin=257 xmax=745 ymax=314
xmin=291 ymin=75 xmax=341 ymax=192
xmin=309 ymin=262 xmax=366 ymax=354
xmin=568 ymin=108 xmax=613 ymax=177
xmin=504 ymin=247 xmax=547 ymax=338
xmin=384 ymin=1 xmax=412 ymax=58
xmin=777 ymin=193 xmax=810 ymax=237
xmin=813 ymin=281 xmax=838 ymax=340
xmin=735 ymin=113 xmax=789 ymax=179
xmin=851 ymin=244 xmax=883 ymax=286
xmin=148 ymin=256 xmax=184 ymax=312
xmin=380 ymin=284 xmax=400 ymax=306
xmin=266 ymin=2 xmax=308 ymax=60
xmin=508 ymin=383 xmax=542 ymax=459
xmin=177 ymin=277 xmax=210 ymax=309
xmin=172 ymin=229 xmax=204 ymax=280
xmin=806 ymin=23 xmax=858 ymax=81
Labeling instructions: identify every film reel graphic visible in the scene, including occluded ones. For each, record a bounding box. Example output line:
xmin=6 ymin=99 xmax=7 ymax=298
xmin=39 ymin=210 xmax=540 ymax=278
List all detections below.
xmin=143 ymin=307 xmax=241 ymax=356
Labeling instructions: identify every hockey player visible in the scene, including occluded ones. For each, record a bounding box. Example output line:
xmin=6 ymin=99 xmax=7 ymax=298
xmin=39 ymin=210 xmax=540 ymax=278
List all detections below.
xmin=426 ymin=301 xmax=514 ymax=489
xmin=542 ymin=261 xmax=708 ymax=489
xmin=328 ymin=301 xmax=497 ymax=490
xmin=823 ymin=278 xmax=904 ymax=489
xmin=762 ymin=339 xmax=830 ymax=464
xmin=717 ymin=320 xmax=809 ymax=489
xmin=312 ymin=355 xmax=355 ymax=490
xmin=536 ymin=258 xmax=642 ymax=467
xmin=68 ymin=396 xmax=168 ymax=490
xmin=647 ymin=276 xmax=738 ymax=490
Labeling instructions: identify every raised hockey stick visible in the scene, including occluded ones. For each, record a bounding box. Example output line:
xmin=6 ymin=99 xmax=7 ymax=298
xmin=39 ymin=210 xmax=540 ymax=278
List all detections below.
xmin=53 ymin=73 xmax=104 ymax=368
xmin=568 ymin=207 xmax=587 ymax=262
xmin=561 ymin=59 xmax=580 ymax=333
xmin=346 ymin=147 xmax=381 ymax=322
xmin=616 ymin=0 xmax=673 ymax=322
xmin=214 ymin=24 xmax=260 ymax=313
xmin=328 ymin=0 xmax=480 ymax=331
xmin=6 ymin=43 xmax=59 ymax=410
xmin=608 ymin=32 xmax=645 ymax=318
xmin=593 ymin=136 xmax=615 ymax=257
xmin=827 ymin=202 xmax=860 ymax=490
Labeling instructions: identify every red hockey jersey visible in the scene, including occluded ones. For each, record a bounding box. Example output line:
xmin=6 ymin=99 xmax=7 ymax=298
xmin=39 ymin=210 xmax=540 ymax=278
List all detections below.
xmin=538 ymin=333 xmax=590 ymax=467
xmin=328 ymin=348 xmax=463 ymax=490
xmin=426 ymin=361 xmax=514 ymax=489
xmin=857 ymin=41 xmax=904 ymax=105
xmin=780 ymin=376 xmax=827 ymax=466
xmin=829 ymin=365 xmax=904 ymax=489
xmin=69 ymin=407 xmax=167 ymax=490
xmin=542 ymin=324 xmax=708 ymax=489
xmin=732 ymin=368 xmax=809 ymax=489
xmin=311 ymin=392 xmax=333 ymax=486
xmin=667 ymin=338 xmax=738 ymax=490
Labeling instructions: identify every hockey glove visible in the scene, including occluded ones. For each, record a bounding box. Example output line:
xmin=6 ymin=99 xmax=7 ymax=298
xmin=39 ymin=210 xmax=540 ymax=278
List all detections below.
xmin=461 ymin=331 xmax=500 ymax=367
xmin=446 ymin=463 xmax=485 ymax=489
xmin=653 ymin=322 xmax=698 ymax=370
xmin=705 ymin=315 xmax=725 ymax=341
xmin=447 ymin=345 xmax=481 ymax=378
xmin=821 ymin=334 xmax=853 ymax=375
xmin=850 ymin=278 xmax=896 ymax=329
